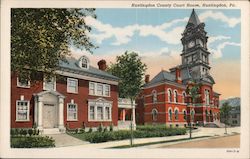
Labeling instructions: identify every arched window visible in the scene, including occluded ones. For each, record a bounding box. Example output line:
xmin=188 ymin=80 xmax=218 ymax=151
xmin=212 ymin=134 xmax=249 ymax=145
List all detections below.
xmin=168 ymin=89 xmax=172 ymax=102
xmin=174 ymin=109 xmax=179 ymax=120
xmin=152 ymin=109 xmax=158 ymax=121
xmin=79 ymin=56 xmax=89 ymax=69
xmin=152 ymin=90 xmax=157 ymax=103
xmin=191 ymin=110 xmax=195 ymax=121
xmin=168 ymin=109 xmax=172 ymax=121
xmin=182 ymin=92 xmax=186 ymax=103
xmin=183 ymin=110 xmax=187 ymax=120
xmin=205 ymin=89 xmax=210 ymax=105
xmin=174 ymin=90 xmax=178 ymax=103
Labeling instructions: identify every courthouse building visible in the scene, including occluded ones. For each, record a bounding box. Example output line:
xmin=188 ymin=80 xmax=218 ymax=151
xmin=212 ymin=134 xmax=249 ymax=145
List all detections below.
xmin=136 ymin=9 xmax=221 ymax=127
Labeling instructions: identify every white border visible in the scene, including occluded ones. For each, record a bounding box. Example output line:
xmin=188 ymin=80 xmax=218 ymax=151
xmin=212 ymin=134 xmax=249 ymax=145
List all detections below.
xmin=1 ymin=0 xmax=249 ymax=159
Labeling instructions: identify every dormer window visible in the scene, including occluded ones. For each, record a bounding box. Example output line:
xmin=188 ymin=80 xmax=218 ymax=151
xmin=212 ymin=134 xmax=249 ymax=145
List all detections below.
xmin=79 ymin=56 xmax=89 ymax=69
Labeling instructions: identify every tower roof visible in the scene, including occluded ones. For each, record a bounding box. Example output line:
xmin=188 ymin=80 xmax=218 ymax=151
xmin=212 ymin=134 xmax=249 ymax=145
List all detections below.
xmin=187 ymin=9 xmax=200 ymax=27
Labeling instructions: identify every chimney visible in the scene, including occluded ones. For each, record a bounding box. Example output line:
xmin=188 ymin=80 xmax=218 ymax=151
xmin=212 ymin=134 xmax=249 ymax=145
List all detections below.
xmin=145 ymin=74 xmax=150 ymax=83
xmin=97 ymin=59 xmax=107 ymax=71
xmin=175 ymin=67 xmax=182 ymax=84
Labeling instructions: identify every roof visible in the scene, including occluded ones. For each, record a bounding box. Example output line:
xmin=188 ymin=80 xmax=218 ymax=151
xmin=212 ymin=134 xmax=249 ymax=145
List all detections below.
xmin=144 ymin=70 xmax=177 ymax=87
xmin=59 ymin=57 xmax=119 ymax=81
xmin=213 ymin=91 xmax=221 ymax=96
xmin=34 ymin=90 xmax=65 ymax=98
xmin=187 ymin=9 xmax=201 ymax=27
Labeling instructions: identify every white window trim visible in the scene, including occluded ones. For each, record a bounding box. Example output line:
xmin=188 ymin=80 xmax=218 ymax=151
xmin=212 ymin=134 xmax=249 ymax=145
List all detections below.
xmin=16 ymin=100 xmax=30 ymax=122
xmin=173 ymin=89 xmax=178 ymax=103
xmin=43 ymin=76 xmax=56 ymax=91
xmin=152 ymin=90 xmax=157 ymax=103
xmin=167 ymin=88 xmax=172 ymax=102
xmin=67 ymin=78 xmax=78 ymax=94
xmin=17 ymin=77 xmax=30 ymax=88
xmin=88 ymin=100 xmax=112 ymax=122
xmin=152 ymin=108 xmax=158 ymax=121
xmin=67 ymin=103 xmax=78 ymax=121
xmin=89 ymin=81 xmax=111 ymax=97
xmin=79 ymin=56 xmax=90 ymax=69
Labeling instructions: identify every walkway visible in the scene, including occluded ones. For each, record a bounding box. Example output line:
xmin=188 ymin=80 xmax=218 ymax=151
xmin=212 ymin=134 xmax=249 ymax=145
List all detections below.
xmin=158 ymin=134 xmax=240 ymax=148
xmin=43 ymin=133 xmax=89 ymax=147
xmin=53 ymin=127 xmax=240 ymax=149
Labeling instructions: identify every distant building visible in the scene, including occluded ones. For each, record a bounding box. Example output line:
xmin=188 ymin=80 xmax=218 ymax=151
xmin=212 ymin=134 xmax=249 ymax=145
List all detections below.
xmin=136 ymin=9 xmax=221 ymax=127
xmin=221 ymin=105 xmax=240 ymax=126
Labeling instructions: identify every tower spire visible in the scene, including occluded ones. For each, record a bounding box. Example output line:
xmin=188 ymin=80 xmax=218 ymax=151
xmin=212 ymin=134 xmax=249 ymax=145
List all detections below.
xmin=187 ymin=9 xmax=200 ymax=27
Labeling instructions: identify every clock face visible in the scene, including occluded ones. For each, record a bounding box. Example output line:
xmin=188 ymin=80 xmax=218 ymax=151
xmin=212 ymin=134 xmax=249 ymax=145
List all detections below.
xmin=188 ymin=41 xmax=195 ymax=48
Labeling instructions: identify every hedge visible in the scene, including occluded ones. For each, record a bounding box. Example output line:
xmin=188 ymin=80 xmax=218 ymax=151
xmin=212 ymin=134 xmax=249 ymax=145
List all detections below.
xmin=11 ymin=136 xmax=55 ymax=148
xmin=72 ymin=126 xmax=187 ymax=143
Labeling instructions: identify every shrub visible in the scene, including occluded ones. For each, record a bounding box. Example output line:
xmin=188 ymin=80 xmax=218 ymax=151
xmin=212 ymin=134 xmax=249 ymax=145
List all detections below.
xmin=103 ymin=127 xmax=108 ymax=132
xmin=109 ymin=124 xmax=113 ymax=132
xmin=22 ymin=129 xmax=27 ymax=136
xmin=97 ymin=124 xmax=103 ymax=132
xmin=88 ymin=127 xmax=92 ymax=133
xmin=28 ymin=129 xmax=34 ymax=136
xmin=11 ymin=136 xmax=55 ymax=148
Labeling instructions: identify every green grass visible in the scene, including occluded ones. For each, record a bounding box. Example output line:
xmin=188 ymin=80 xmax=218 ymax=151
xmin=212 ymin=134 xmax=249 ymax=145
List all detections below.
xmin=109 ymin=136 xmax=211 ymax=148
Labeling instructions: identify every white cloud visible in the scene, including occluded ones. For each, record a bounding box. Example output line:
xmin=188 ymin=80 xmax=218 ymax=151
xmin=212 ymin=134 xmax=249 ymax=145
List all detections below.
xmin=85 ymin=16 xmax=187 ymax=46
xmin=84 ymin=10 xmax=239 ymax=46
xmin=207 ymin=35 xmax=231 ymax=46
xmin=210 ymin=42 xmax=240 ymax=59
xmin=199 ymin=11 xmax=240 ymax=28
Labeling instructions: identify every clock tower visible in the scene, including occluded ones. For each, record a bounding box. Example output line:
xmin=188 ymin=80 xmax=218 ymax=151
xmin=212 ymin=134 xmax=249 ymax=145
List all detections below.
xmin=177 ymin=9 xmax=214 ymax=84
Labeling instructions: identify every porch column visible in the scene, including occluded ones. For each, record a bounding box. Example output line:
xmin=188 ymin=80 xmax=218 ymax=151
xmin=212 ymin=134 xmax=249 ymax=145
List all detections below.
xmin=122 ymin=109 xmax=126 ymax=121
xmin=37 ymin=96 xmax=43 ymax=130
xmin=58 ymin=97 xmax=65 ymax=131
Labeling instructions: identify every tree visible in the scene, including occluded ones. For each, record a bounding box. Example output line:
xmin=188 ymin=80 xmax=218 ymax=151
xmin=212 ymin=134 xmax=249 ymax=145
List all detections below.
xmin=108 ymin=51 xmax=147 ymax=99
xmin=11 ymin=8 xmax=96 ymax=81
xmin=220 ymin=102 xmax=232 ymax=134
xmin=107 ymin=51 xmax=147 ymax=146
xmin=185 ymin=80 xmax=201 ymax=139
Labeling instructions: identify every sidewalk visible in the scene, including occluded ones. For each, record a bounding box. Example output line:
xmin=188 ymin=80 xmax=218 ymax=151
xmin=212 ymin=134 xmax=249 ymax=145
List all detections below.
xmin=53 ymin=127 xmax=240 ymax=149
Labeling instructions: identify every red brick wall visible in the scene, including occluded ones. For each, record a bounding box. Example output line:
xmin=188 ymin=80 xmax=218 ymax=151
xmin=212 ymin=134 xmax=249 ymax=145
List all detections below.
xmin=11 ymin=73 xmax=118 ymax=129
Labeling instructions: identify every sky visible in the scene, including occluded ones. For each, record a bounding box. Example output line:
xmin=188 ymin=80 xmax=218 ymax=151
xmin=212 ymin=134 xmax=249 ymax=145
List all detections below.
xmin=71 ymin=9 xmax=241 ymax=100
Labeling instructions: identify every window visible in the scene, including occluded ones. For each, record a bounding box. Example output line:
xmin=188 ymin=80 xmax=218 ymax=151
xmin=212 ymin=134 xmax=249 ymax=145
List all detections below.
xmin=174 ymin=109 xmax=179 ymax=120
xmin=97 ymin=106 xmax=103 ymax=120
xmin=168 ymin=109 xmax=172 ymax=121
xmin=152 ymin=90 xmax=157 ymax=103
xmin=183 ymin=110 xmax=187 ymax=120
xmin=104 ymin=85 xmax=110 ymax=96
xmin=232 ymin=114 xmax=237 ymax=118
xmin=17 ymin=77 xmax=30 ymax=88
xmin=182 ymin=92 xmax=186 ymax=103
xmin=79 ymin=56 xmax=89 ymax=69
xmin=168 ymin=89 xmax=172 ymax=102
xmin=16 ymin=100 xmax=29 ymax=121
xmin=174 ymin=90 xmax=178 ymax=103
xmin=67 ymin=103 xmax=77 ymax=121
xmin=105 ymin=107 xmax=111 ymax=120
xmin=89 ymin=82 xmax=95 ymax=95
xmin=191 ymin=110 xmax=195 ymax=121
xmin=89 ymin=82 xmax=110 ymax=97
xmin=205 ymin=89 xmax=210 ymax=105
xmin=88 ymin=99 xmax=112 ymax=121
xmin=97 ymin=84 xmax=103 ymax=96
xmin=152 ymin=109 xmax=158 ymax=121
xmin=89 ymin=106 xmax=95 ymax=120
xmin=67 ymin=78 xmax=78 ymax=93
xmin=44 ymin=77 xmax=56 ymax=91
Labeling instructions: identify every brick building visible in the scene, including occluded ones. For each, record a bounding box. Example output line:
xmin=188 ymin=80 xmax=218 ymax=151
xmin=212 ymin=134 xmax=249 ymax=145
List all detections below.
xmin=136 ymin=9 xmax=221 ymax=127
xmin=11 ymin=56 xmax=120 ymax=133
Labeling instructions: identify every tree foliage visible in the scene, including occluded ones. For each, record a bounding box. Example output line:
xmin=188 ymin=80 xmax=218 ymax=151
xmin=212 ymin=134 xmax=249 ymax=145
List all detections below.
xmin=107 ymin=51 xmax=147 ymax=99
xmin=220 ymin=102 xmax=232 ymax=124
xmin=11 ymin=8 xmax=96 ymax=81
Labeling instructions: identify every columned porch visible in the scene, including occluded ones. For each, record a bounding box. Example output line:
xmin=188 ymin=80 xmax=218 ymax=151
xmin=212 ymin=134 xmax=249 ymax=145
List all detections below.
xmin=33 ymin=90 xmax=66 ymax=134
xmin=118 ymin=98 xmax=136 ymax=130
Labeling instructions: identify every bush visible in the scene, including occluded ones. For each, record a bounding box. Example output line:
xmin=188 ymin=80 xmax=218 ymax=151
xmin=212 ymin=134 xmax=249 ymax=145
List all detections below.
xmin=103 ymin=127 xmax=108 ymax=132
xmin=88 ymin=127 xmax=92 ymax=133
xmin=97 ymin=124 xmax=103 ymax=132
xmin=109 ymin=124 xmax=113 ymax=132
xmin=28 ymin=129 xmax=33 ymax=136
xmin=11 ymin=136 xmax=55 ymax=148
